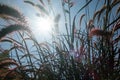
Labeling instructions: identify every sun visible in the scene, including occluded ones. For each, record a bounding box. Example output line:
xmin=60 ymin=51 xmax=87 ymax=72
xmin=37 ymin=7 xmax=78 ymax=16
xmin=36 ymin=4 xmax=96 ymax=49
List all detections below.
xmin=37 ymin=17 xmax=53 ymax=33
xmin=33 ymin=16 xmax=54 ymax=38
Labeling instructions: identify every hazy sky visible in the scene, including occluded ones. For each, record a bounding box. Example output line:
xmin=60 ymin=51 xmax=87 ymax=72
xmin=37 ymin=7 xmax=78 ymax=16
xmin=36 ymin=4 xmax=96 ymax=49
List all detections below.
xmin=0 ymin=0 xmax=85 ymax=42
xmin=0 ymin=0 xmax=119 ymax=42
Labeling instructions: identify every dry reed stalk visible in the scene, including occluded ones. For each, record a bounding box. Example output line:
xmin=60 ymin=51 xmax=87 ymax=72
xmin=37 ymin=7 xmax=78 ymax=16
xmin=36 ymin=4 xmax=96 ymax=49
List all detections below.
xmin=39 ymin=42 xmax=50 ymax=50
xmin=39 ymin=0 xmax=45 ymax=6
xmin=116 ymin=6 xmax=120 ymax=15
xmin=79 ymin=14 xmax=85 ymax=27
xmin=93 ymin=5 xmax=107 ymax=22
xmin=93 ymin=10 xmax=100 ymax=21
xmin=0 ymin=14 xmax=19 ymax=22
xmin=69 ymin=2 xmax=74 ymax=7
xmin=87 ymin=19 xmax=94 ymax=30
xmin=93 ymin=42 xmax=98 ymax=50
xmin=111 ymin=0 xmax=120 ymax=6
xmin=0 ymin=59 xmax=19 ymax=68
xmin=113 ymin=35 xmax=120 ymax=44
xmin=112 ymin=20 xmax=120 ymax=32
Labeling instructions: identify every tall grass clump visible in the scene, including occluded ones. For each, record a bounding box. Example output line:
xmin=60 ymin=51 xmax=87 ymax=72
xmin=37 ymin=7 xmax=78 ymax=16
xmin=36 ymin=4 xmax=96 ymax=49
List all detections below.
xmin=0 ymin=0 xmax=120 ymax=80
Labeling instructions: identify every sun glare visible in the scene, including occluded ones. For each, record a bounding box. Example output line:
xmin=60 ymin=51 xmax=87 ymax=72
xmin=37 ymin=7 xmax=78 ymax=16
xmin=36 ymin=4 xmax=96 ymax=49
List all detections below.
xmin=33 ymin=17 xmax=54 ymax=38
xmin=38 ymin=17 xmax=53 ymax=32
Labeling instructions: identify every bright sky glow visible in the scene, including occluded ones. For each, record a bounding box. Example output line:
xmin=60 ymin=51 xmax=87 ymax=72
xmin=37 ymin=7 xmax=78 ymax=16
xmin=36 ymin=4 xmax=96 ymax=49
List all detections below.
xmin=32 ymin=16 xmax=54 ymax=38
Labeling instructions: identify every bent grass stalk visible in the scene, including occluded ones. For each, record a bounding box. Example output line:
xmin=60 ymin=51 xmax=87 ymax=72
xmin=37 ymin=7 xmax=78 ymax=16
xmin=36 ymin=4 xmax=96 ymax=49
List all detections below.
xmin=0 ymin=0 xmax=120 ymax=80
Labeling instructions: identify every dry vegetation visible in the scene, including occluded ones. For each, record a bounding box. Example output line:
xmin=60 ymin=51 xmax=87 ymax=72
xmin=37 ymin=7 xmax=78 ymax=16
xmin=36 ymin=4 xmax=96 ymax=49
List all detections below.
xmin=0 ymin=0 xmax=120 ymax=80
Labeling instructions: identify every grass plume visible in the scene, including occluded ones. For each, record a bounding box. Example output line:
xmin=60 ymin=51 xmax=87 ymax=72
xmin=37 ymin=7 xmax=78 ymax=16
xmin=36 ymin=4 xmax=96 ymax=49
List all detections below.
xmin=0 ymin=4 xmax=25 ymax=22
xmin=0 ymin=24 xmax=30 ymax=40
xmin=89 ymin=28 xmax=112 ymax=37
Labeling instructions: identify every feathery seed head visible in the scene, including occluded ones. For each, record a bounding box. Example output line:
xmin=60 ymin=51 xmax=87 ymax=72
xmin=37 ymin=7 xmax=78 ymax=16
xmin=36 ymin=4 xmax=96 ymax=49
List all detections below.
xmin=89 ymin=28 xmax=112 ymax=38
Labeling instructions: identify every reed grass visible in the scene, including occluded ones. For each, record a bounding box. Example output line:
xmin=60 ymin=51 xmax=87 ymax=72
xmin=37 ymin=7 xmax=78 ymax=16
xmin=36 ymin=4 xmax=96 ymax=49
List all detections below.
xmin=0 ymin=4 xmax=25 ymax=22
xmin=0 ymin=0 xmax=120 ymax=80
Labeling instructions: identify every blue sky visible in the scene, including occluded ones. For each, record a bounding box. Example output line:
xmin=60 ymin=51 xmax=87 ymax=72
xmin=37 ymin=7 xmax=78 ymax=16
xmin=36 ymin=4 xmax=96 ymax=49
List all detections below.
xmin=0 ymin=0 xmax=119 ymax=61
xmin=0 ymin=0 xmax=119 ymax=42
xmin=0 ymin=0 xmax=78 ymax=41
